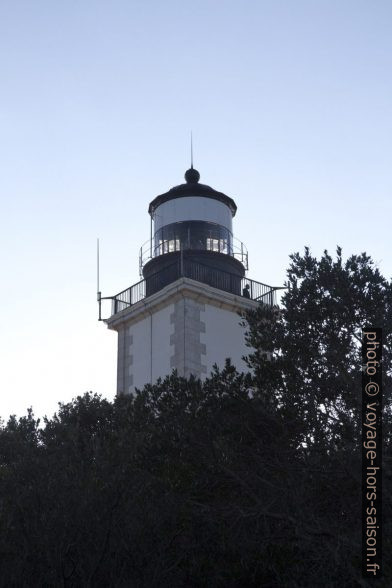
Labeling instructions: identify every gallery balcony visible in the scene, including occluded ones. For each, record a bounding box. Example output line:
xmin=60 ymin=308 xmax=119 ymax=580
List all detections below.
xmin=103 ymin=257 xmax=280 ymax=319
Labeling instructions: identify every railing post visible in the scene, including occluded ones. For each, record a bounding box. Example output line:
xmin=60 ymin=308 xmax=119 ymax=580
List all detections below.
xmin=150 ymin=216 xmax=153 ymax=258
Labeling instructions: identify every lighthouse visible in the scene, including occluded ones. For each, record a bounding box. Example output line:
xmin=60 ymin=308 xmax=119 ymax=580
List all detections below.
xmin=102 ymin=166 xmax=278 ymax=395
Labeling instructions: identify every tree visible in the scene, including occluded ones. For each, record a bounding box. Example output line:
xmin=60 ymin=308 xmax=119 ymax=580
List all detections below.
xmin=0 ymin=247 xmax=390 ymax=587
xmin=244 ymin=247 xmax=392 ymax=585
xmin=245 ymin=247 xmax=392 ymax=450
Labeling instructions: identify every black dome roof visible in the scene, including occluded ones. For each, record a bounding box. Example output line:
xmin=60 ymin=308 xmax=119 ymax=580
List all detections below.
xmin=148 ymin=168 xmax=237 ymax=216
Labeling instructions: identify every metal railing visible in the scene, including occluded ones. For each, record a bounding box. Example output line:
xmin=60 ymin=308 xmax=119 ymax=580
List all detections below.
xmin=104 ymin=259 xmax=280 ymax=318
xmin=139 ymin=235 xmax=249 ymax=275
xmin=241 ymin=277 xmax=280 ymax=305
xmin=110 ymin=279 xmax=145 ymax=315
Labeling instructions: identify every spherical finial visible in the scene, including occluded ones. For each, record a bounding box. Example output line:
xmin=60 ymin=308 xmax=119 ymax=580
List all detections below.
xmin=184 ymin=167 xmax=200 ymax=183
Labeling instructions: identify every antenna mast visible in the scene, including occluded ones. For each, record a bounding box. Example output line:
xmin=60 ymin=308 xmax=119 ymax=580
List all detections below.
xmin=190 ymin=131 xmax=193 ymax=169
xmin=97 ymin=238 xmax=102 ymax=321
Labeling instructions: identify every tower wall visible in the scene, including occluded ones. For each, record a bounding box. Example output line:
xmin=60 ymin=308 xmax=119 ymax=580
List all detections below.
xmin=202 ymin=304 xmax=250 ymax=375
xmin=116 ymin=303 xmax=174 ymax=394
xmin=107 ymin=277 xmax=257 ymax=395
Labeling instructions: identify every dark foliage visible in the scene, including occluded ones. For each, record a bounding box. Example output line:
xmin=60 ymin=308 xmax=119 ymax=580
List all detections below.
xmin=0 ymin=248 xmax=390 ymax=587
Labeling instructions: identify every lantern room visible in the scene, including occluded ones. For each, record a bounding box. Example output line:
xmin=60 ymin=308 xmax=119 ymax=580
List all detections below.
xmin=140 ymin=167 xmax=248 ymax=295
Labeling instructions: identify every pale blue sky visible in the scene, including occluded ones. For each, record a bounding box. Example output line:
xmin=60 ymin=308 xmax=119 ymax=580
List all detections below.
xmin=1 ymin=0 xmax=391 ymax=419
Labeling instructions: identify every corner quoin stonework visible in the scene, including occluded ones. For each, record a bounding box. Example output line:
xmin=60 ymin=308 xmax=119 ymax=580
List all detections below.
xmin=117 ymin=326 xmax=133 ymax=395
xmin=170 ymin=297 xmax=207 ymax=378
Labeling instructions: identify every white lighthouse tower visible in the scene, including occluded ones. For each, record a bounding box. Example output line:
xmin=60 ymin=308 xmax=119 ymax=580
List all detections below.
xmin=102 ymin=166 xmax=277 ymax=395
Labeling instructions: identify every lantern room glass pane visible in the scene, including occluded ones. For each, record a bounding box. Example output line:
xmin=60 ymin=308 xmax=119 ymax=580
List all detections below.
xmin=154 ymin=221 xmax=233 ymax=257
